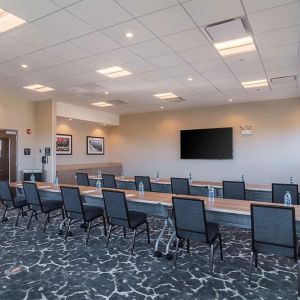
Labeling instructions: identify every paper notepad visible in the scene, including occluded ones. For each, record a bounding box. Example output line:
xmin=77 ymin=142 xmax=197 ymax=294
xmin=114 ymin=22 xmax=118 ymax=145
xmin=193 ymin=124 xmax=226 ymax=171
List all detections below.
xmin=125 ymin=194 xmax=135 ymax=198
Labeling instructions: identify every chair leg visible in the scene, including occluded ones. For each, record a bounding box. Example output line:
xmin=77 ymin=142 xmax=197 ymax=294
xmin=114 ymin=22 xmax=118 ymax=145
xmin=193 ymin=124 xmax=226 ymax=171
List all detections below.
xmin=123 ymin=226 xmax=126 ymax=239
xmin=61 ymin=208 xmax=65 ymax=221
xmin=249 ymin=251 xmax=255 ymax=284
xmin=173 ymin=238 xmax=180 ymax=269
xmin=43 ymin=213 xmax=50 ymax=233
xmin=1 ymin=206 xmax=8 ymax=223
xmin=15 ymin=209 xmax=22 ymax=227
xmin=106 ymin=225 xmax=112 ymax=248
xmin=102 ymin=216 xmax=107 ymax=236
xmin=21 ymin=207 xmax=24 ymax=217
xmin=34 ymin=211 xmax=38 ymax=220
xmin=187 ymin=238 xmax=190 ymax=253
xmin=146 ymin=221 xmax=150 ymax=245
xmin=297 ymin=259 xmax=300 ymax=297
xmin=210 ymin=244 xmax=214 ymax=273
xmin=65 ymin=219 xmax=72 ymax=242
xmin=219 ymin=234 xmax=223 ymax=261
xmin=27 ymin=210 xmax=34 ymax=229
xmin=86 ymin=222 xmax=92 ymax=246
xmin=131 ymin=229 xmax=137 ymax=255
xmin=255 ymin=252 xmax=258 ymax=268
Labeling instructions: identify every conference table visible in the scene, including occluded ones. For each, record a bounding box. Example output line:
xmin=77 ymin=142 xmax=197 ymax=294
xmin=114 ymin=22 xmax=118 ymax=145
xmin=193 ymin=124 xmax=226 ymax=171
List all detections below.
xmin=10 ymin=181 xmax=300 ymax=259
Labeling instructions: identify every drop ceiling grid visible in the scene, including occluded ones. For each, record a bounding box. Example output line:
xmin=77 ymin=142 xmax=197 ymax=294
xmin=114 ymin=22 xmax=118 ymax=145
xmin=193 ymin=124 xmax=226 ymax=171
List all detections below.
xmin=0 ymin=0 xmax=298 ymax=113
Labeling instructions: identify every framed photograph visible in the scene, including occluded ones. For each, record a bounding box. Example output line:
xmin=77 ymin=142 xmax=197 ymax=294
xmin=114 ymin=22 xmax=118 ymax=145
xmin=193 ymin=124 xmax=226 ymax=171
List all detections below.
xmin=56 ymin=134 xmax=72 ymax=155
xmin=87 ymin=136 xmax=104 ymax=155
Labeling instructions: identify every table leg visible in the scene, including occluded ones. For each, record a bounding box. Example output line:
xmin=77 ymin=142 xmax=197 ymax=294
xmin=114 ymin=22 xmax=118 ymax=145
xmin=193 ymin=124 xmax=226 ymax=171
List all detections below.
xmin=164 ymin=217 xmax=176 ymax=260
xmin=58 ymin=217 xmax=68 ymax=235
xmin=154 ymin=218 xmax=168 ymax=257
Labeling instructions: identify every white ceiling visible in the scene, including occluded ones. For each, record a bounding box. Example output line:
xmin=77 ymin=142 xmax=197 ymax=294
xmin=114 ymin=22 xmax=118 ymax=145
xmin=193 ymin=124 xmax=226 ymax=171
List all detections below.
xmin=0 ymin=0 xmax=299 ymax=115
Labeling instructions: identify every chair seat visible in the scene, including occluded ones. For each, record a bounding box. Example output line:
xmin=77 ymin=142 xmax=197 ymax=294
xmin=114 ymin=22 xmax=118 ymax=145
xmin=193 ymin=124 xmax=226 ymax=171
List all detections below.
xmin=69 ymin=205 xmax=104 ymax=222
xmin=30 ymin=200 xmax=63 ymax=213
xmin=110 ymin=210 xmax=147 ymax=228
xmin=178 ymin=222 xmax=219 ymax=243
xmin=2 ymin=196 xmax=27 ymax=208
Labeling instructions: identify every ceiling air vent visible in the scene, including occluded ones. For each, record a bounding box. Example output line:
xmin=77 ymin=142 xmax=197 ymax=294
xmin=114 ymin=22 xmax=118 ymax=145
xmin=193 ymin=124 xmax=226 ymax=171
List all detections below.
xmin=106 ymin=100 xmax=128 ymax=106
xmin=164 ymin=97 xmax=186 ymax=103
xmin=271 ymin=75 xmax=297 ymax=85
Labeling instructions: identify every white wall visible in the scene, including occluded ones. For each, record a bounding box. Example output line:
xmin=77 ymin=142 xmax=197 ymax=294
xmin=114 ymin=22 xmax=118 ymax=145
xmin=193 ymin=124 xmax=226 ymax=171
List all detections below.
xmin=0 ymin=93 xmax=37 ymax=179
xmin=110 ymin=98 xmax=300 ymax=184
xmin=56 ymin=117 xmax=112 ymax=165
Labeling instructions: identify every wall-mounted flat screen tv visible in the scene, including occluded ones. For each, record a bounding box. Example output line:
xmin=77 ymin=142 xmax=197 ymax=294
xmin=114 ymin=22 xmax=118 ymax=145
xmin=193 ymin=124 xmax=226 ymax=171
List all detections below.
xmin=180 ymin=127 xmax=233 ymax=159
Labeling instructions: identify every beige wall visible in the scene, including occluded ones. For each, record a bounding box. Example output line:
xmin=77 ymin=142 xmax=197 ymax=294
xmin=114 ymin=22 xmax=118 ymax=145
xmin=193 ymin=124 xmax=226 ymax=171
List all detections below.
xmin=110 ymin=98 xmax=300 ymax=184
xmin=56 ymin=117 xmax=111 ymax=165
xmin=0 ymin=93 xmax=37 ymax=179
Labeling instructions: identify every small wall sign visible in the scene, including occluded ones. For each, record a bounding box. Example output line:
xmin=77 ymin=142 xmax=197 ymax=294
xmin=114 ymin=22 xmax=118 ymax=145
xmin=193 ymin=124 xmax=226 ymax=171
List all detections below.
xmin=24 ymin=148 xmax=31 ymax=155
xmin=45 ymin=147 xmax=51 ymax=156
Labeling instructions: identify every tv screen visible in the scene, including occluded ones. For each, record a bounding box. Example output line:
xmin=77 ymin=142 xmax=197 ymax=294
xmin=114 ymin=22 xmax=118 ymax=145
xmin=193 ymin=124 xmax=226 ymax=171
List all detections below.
xmin=180 ymin=127 xmax=233 ymax=159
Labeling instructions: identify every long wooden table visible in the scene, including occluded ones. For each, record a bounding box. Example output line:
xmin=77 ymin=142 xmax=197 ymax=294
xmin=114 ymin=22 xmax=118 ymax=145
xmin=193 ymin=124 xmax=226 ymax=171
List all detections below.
xmin=10 ymin=181 xmax=300 ymax=258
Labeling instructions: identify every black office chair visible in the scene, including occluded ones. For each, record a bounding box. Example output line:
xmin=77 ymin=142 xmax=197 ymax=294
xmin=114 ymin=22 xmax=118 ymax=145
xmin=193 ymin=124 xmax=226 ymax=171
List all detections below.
xmin=60 ymin=186 xmax=106 ymax=245
xmin=250 ymin=204 xmax=300 ymax=296
xmin=134 ymin=176 xmax=152 ymax=192
xmin=272 ymin=183 xmax=299 ymax=205
xmin=172 ymin=197 xmax=223 ymax=271
xmin=171 ymin=178 xmax=190 ymax=195
xmin=76 ymin=173 xmax=90 ymax=186
xmin=102 ymin=189 xmax=150 ymax=254
xmin=223 ymin=181 xmax=246 ymax=200
xmin=23 ymin=182 xmax=64 ymax=233
xmin=0 ymin=181 xmax=29 ymax=226
xmin=102 ymin=174 xmax=117 ymax=189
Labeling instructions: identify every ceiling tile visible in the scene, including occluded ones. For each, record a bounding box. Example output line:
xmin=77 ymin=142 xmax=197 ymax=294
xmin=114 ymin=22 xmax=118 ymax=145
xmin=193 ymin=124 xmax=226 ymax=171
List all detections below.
xmin=201 ymin=68 xmax=234 ymax=80
xmin=0 ymin=0 xmax=60 ymax=21
xmin=183 ymin=0 xmax=244 ymax=26
xmin=100 ymin=48 xmax=141 ymax=65
xmin=148 ymin=53 xmax=186 ymax=68
xmin=122 ymin=60 xmax=157 ymax=74
xmin=161 ymin=28 xmax=209 ymax=51
xmin=248 ymin=2 xmax=300 ymax=34
xmin=193 ymin=58 xmax=226 ymax=73
xmin=128 ymin=39 xmax=172 ymax=59
xmin=51 ymin=0 xmax=82 ymax=8
xmin=115 ymin=0 xmax=177 ymax=17
xmin=260 ymin=43 xmax=299 ymax=62
xmin=7 ymin=23 xmax=63 ymax=49
xmin=71 ymin=32 xmax=120 ymax=54
xmin=243 ymin=0 xmax=297 ymax=13
xmin=66 ymin=0 xmax=132 ymax=29
xmin=138 ymin=70 xmax=170 ymax=81
xmin=178 ymin=46 xmax=218 ymax=63
xmin=163 ymin=64 xmax=195 ymax=77
xmin=46 ymin=41 xmax=92 ymax=60
xmin=34 ymin=10 xmax=94 ymax=39
xmin=138 ymin=5 xmax=195 ymax=37
xmin=0 ymin=35 xmax=37 ymax=57
xmin=255 ymin=25 xmax=300 ymax=50
xmin=102 ymin=20 xmax=156 ymax=46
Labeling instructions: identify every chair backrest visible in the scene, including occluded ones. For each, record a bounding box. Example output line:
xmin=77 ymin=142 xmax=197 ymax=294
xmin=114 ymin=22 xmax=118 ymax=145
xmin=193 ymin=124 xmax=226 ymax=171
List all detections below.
xmin=102 ymin=174 xmax=117 ymax=188
xmin=172 ymin=197 xmax=207 ymax=240
xmin=0 ymin=181 xmax=14 ymax=203
xmin=251 ymin=204 xmax=297 ymax=258
xmin=134 ymin=176 xmax=152 ymax=192
xmin=60 ymin=186 xmax=84 ymax=216
xmin=76 ymin=173 xmax=90 ymax=186
xmin=171 ymin=178 xmax=190 ymax=195
xmin=272 ymin=183 xmax=299 ymax=205
xmin=223 ymin=181 xmax=246 ymax=200
xmin=102 ymin=190 xmax=129 ymax=224
xmin=22 ymin=182 xmax=42 ymax=207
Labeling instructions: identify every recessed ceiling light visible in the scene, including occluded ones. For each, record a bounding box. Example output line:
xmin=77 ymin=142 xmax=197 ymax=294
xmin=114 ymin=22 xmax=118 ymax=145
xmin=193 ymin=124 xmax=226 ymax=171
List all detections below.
xmin=242 ymin=79 xmax=268 ymax=89
xmin=214 ymin=36 xmax=256 ymax=57
xmin=0 ymin=8 xmax=26 ymax=32
xmin=125 ymin=32 xmax=134 ymax=38
xmin=91 ymin=102 xmax=113 ymax=107
xmin=160 ymin=106 xmax=165 ymax=109
xmin=23 ymin=84 xmax=55 ymax=92
xmin=153 ymin=92 xmax=178 ymax=100
xmin=96 ymin=66 xmax=132 ymax=78
xmin=68 ymin=118 xmax=73 ymax=121
xmin=21 ymin=64 xmax=28 ymax=69
xmin=187 ymin=78 xmax=193 ymax=81
xmin=228 ymin=99 xmax=233 ymax=102
xmin=105 ymin=91 xmax=109 ymax=95
xmin=103 ymin=123 xmax=107 ymax=126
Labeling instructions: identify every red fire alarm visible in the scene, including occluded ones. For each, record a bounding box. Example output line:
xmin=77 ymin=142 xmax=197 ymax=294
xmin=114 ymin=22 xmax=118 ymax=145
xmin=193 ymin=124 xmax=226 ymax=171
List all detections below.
xmin=27 ymin=129 xmax=32 ymax=134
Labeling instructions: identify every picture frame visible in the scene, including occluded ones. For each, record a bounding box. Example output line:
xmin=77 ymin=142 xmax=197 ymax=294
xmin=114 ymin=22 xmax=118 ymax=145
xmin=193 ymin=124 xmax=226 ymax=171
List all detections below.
xmin=56 ymin=134 xmax=72 ymax=155
xmin=87 ymin=136 xmax=104 ymax=155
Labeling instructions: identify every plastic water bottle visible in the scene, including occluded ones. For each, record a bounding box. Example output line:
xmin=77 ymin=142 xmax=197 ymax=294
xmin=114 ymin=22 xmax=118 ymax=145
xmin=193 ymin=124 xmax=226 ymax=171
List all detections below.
xmin=208 ymin=186 xmax=215 ymax=201
xmin=139 ymin=181 xmax=144 ymax=195
xmin=241 ymin=175 xmax=245 ymax=182
xmin=96 ymin=179 xmax=102 ymax=192
xmin=97 ymin=170 xmax=102 ymax=178
xmin=284 ymin=191 xmax=292 ymax=206
xmin=290 ymin=177 xmax=294 ymax=184
xmin=156 ymin=171 xmax=160 ymax=181
xmin=30 ymin=174 xmax=35 ymax=182
xmin=54 ymin=176 xmax=59 ymax=187
xmin=188 ymin=172 xmax=192 ymax=184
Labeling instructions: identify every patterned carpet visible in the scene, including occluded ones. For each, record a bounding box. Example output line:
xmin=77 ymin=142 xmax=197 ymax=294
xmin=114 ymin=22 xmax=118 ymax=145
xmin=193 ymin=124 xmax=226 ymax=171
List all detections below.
xmin=0 ymin=206 xmax=298 ymax=300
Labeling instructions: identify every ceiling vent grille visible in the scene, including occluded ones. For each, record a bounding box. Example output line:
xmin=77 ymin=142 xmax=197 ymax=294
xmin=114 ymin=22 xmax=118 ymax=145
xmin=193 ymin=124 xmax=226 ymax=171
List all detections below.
xmin=106 ymin=100 xmax=128 ymax=106
xmin=164 ymin=97 xmax=186 ymax=103
xmin=270 ymin=75 xmax=297 ymax=85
